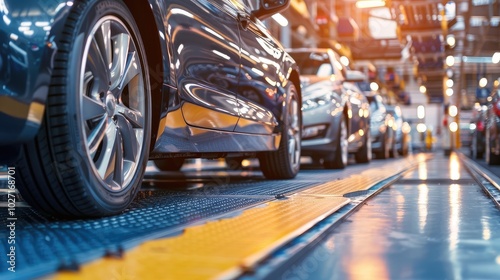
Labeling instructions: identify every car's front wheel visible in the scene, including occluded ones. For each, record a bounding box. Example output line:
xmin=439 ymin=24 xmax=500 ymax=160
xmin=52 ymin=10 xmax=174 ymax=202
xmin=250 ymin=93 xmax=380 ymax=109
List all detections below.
xmin=154 ymin=159 xmax=185 ymax=171
xmin=16 ymin=0 xmax=150 ymax=217
xmin=486 ymin=125 xmax=500 ymax=165
xmin=324 ymin=116 xmax=348 ymax=169
xmin=355 ymin=127 xmax=371 ymax=163
xmin=259 ymin=84 xmax=301 ymax=179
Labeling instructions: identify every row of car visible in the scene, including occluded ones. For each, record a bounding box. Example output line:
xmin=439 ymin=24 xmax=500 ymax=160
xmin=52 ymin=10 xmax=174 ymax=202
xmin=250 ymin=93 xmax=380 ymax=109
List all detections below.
xmin=469 ymin=82 xmax=500 ymax=164
xmin=178 ymin=48 xmax=410 ymax=171
xmin=0 ymin=0 xmax=406 ymax=218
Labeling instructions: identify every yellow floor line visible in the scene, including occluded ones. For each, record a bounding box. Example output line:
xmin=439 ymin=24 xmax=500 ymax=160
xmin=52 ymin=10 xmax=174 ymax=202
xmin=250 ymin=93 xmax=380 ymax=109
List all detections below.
xmin=56 ymin=196 xmax=349 ymax=280
xmin=55 ymin=156 xmax=425 ymax=280
xmin=302 ymin=156 xmax=420 ymax=196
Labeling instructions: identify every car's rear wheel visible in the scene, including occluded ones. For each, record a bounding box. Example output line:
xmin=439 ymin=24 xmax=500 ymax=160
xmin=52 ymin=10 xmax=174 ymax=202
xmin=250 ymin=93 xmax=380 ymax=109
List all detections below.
xmin=399 ymin=135 xmax=409 ymax=156
xmin=376 ymin=131 xmax=390 ymax=159
xmin=259 ymin=84 xmax=301 ymax=179
xmin=486 ymin=126 xmax=500 ymax=165
xmin=355 ymin=128 xmax=371 ymax=163
xmin=389 ymin=134 xmax=398 ymax=158
xmin=16 ymin=0 xmax=150 ymax=217
xmin=154 ymin=158 xmax=185 ymax=171
xmin=324 ymin=116 xmax=348 ymax=169
xmin=225 ymin=157 xmax=246 ymax=170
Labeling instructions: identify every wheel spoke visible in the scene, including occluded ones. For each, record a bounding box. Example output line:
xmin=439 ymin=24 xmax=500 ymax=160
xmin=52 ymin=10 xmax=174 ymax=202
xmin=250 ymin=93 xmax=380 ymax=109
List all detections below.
xmin=113 ymin=130 xmax=125 ymax=186
xmin=96 ymin=122 xmax=117 ymax=180
xmin=82 ymin=95 xmax=106 ymax=121
xmin=95 ymin=20 xmax=112 ymax=69
xmin=88 ymin=116 xmax=109 ymax=158
xmin=116 ymin=114 xmax=139 ymax=161
xmin=117 ymin=104 xmax=144 ymax=128
xmin=288 ymin=138 xmax=296 ymax=162
xmin=110 ymin=33 xmax=131 ymax=90
xmin=87 ymin=38 xmax=110 ymax=89
xmin=118 ymin=51 xmax=141 ymax=91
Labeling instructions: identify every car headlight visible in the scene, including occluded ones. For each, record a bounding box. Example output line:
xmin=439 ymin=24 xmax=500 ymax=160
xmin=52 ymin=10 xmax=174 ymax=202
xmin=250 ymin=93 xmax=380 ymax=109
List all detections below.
xmin=302 ymin=94 xmax=332 ymax=111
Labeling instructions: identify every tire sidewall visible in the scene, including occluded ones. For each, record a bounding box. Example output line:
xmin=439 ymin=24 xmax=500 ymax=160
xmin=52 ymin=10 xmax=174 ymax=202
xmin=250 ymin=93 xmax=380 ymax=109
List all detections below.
xmin=63 ymin=0 xmax=151 ymax=211
xmin=283 ymin=83 xmax=301 ymax=175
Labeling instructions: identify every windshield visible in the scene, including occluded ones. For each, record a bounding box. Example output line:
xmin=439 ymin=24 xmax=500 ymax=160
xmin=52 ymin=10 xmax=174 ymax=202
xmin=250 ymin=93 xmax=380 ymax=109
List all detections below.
xmin=289 ymin=52 xmax=333 ymax=77
xmin=366 ymin=96 xmax=378 ymax=112
xmin=356 ymin=81 xmax=371 ymax=92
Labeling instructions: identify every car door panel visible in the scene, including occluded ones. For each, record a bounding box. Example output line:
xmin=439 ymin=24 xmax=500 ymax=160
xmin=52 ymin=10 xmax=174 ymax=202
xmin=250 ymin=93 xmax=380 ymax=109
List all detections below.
xmin=163 ymin=0 xmax=241 ymax=132
xmin=234 ymin=4 xmax=281 ymax=134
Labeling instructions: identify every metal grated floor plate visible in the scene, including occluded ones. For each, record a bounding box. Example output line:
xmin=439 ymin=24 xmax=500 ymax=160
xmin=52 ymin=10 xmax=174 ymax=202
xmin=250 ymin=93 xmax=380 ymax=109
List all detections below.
xmin=0 ymin=194 xmax=267 ymax=279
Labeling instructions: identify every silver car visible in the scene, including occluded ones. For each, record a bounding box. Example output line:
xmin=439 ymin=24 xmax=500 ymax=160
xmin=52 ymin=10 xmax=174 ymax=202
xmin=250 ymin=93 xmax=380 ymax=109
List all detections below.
xmin=288 ymin=48 xmax=371 ymax=169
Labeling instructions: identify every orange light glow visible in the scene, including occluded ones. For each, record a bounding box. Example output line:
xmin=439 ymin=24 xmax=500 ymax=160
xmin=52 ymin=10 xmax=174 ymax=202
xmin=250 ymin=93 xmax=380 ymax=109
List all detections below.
xmin=356 ymin=0 xmax=386 ymax=9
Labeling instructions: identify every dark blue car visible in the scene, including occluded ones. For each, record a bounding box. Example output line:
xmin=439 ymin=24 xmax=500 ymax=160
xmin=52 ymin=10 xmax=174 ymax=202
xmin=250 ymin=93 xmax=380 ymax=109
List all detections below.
xmin=0 ymin=0 xmax=302 ymax=217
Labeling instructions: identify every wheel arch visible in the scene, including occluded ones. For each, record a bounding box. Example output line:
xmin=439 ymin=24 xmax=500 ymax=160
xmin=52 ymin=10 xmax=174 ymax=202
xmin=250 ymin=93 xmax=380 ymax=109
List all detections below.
xmin=343 ymin=103 xmax=352 ymax=135
xmin=122 ymin=0 xmax=171 ymax=148
xmin=288 ymin=69 xmax=302 ymax=123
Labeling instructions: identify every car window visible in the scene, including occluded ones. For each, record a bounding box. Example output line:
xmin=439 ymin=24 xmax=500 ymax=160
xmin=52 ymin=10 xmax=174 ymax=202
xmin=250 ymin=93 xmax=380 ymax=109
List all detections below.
xmin=356 ymin=81 xmax=371 ymax=92
xmin=367 ymin=96 xmax=379 ymax=111
xmin=290 ymin=52 xmax=333 ymax=77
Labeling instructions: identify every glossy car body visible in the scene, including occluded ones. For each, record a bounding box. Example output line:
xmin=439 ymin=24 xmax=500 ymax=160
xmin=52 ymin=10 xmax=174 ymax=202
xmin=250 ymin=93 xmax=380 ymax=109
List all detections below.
xmin=287 ymin=48 xmax=371 ymax=169
xmin=470 ymin=106 xmax=486 ymax=159
xmin=0 ymin=0 xmax=301 ymax=217
xmin=386 ymin=105 xmax=410 ymax=156
xmin=363 ymin=91 xmax=396 ymax=159
xmin=485 ymin=86 xmax=500 ymax=165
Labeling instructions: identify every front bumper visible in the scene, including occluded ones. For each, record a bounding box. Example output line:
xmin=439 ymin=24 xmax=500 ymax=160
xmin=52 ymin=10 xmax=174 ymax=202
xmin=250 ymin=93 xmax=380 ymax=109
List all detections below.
xmin=301 ymin=104 xmax=342 ymax=155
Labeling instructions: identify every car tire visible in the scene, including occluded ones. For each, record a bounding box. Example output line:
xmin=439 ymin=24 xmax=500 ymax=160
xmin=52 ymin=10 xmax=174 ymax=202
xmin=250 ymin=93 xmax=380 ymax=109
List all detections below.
xmin=473 ymin=133 xmax=484 ymax=159
xmin=376 ymin=131 xmax=390 ymax=159
xmin=15 ymin=0 xmax=150 ymax=217
xmin=226 ymin=157 xmax=249 ymax=170
xmin=324 ymin=116 xmax=348 ymax=169
xmin=389 ymin=137 xmax=398 ymax=158
xmin=486 ymin=127 xmax=500 ymax=165
xmin=154 ymin=158 xmax=185 ymax=171
xmin=399 ymin=136 xmax=409 ymax=157
xmin=259 ymin=84 xmax=301 ymax=179
xmin=355 ymin=128 xmax=371 ymax=163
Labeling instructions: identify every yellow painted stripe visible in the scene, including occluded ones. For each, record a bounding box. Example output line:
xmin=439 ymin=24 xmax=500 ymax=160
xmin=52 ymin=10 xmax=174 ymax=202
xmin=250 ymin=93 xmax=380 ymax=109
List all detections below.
xmin=56 ymin=196 xmax=349 ymax=280
xmin=302 ymin=157 xmax=419 ymax=196
xmin=55 ymin=156 xmax=424 ymax=280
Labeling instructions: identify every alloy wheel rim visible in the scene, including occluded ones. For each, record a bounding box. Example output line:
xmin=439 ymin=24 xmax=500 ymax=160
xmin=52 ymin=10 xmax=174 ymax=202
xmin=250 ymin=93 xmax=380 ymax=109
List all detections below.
xmin=80 ymin=16 xmax=145 ymax=191
xmin=287 ymin=94 xmax=301 ymax=170
xmin=366 ymin=129 xmax=372 ymax=161
xmin=340 ymin=120 xmax=348 ymax=165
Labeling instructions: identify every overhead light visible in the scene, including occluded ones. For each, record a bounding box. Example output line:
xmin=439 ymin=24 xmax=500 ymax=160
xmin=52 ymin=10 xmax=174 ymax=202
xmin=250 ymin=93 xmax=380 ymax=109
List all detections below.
xmin=340 ymin=56 xmax=350 ymax=67
xmin=446 ymin=36 xmax=456 ymax=47
xmin=446 ymin=79 xmax=454 ymax=88
xmin=449 ymin=122 xmax=458 ymax=132
xmin=446 ymin=88 xmax=454 ymax=96
xmin=479 ymin=77 xmax=488 ymax=88
xmin=356 ymin=0 xmax=386 ymax=9
xmin=417 ymin=105 xmax=425 ymax=119
xmin=493 ymin=52 xmax=500 ymax=64
xmin=370 ymin=82 xmax=379 ymax=91
xmin=449 ymin=105 xmax=458 ymax=117
xmin=272 ymin=13 xmax=288 ymax=27
xmin=446 ymin=55 xmax=455 ymax=67
xmin=419 ymin=85 xmax=427 ymax=93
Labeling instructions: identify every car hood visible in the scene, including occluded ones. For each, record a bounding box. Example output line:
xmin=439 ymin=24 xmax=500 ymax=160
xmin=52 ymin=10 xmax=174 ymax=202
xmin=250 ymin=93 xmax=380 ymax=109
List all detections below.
xmin=300 ymin=75 xmax=337 ymax=98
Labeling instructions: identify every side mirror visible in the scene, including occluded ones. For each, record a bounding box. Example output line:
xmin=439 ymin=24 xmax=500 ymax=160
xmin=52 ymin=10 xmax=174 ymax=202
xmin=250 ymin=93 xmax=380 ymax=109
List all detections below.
xmin=345 ymin=70 xmax=366 ymax=83
xmin=252 ymin=0 xmax=290 ymax=20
